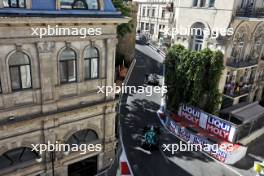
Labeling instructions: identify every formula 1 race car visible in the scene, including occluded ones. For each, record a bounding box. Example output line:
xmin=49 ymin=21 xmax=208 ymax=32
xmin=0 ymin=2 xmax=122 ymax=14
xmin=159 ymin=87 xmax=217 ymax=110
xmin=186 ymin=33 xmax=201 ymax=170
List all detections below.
xmin=145 ymin=74 xmax=160 ymax=86
xmin=141 ymin=125 xmax=161 ymax=151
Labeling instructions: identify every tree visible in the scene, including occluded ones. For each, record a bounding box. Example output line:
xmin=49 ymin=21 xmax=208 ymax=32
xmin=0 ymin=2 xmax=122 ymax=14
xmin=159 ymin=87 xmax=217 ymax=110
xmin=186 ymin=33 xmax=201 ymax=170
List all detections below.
xmin=165 ymin=45 xmax=224 ymax=114
xmin=112 ymin=0 xmax=133 ymax=37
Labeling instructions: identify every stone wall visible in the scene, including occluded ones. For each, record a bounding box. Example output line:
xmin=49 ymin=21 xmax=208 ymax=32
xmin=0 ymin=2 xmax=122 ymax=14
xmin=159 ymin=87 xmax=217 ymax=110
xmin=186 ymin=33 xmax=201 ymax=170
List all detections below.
xmin=0 ymin=16 xmax=127 ymax=175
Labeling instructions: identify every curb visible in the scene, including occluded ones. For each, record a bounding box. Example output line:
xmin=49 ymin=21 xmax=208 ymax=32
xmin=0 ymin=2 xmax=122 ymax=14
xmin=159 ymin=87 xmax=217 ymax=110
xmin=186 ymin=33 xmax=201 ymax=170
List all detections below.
xmin=148 ymin=43 xmax=166 ymax=58
xmin=123 ymin=59 xmax=137 ymax=86
xmin=117 ymin=58 xmax=137 ymax=176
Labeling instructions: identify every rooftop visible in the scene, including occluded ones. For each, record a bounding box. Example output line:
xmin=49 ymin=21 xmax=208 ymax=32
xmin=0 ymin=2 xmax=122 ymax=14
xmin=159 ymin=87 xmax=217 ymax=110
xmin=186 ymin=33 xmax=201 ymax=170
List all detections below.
xmin=221 ymin=102 xmax=264 ymax=124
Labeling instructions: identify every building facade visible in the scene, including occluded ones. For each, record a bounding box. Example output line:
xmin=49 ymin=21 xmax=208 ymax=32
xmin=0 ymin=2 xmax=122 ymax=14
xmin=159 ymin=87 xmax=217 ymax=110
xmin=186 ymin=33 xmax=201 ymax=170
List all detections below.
xmin=134 ymin=0 xmax=174 ymax=44
xmin=0 ymin=0 xmax=127 ymax=176
xmin=135 ymin=0 xmax=264 ymax=109
xmin=172 ymin=0 xmax=264 ymax=109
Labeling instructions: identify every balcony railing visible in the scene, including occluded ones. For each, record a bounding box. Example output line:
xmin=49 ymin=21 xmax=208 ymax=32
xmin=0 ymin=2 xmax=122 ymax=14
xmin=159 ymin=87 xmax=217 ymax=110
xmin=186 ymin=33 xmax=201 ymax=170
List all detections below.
xmin=224 ymin=82 xmax=252 ymax=98
xmin=236 ymin=8 xmax=264 ymax=18
xmin=226 ymin=58 xmax=258 ymax=68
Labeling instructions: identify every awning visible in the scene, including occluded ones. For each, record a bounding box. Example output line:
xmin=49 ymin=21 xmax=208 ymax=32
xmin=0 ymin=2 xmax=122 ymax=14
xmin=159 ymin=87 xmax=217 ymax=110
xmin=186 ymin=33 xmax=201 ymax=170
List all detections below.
xmin=221 ymin=102 xmax=264 ymax=124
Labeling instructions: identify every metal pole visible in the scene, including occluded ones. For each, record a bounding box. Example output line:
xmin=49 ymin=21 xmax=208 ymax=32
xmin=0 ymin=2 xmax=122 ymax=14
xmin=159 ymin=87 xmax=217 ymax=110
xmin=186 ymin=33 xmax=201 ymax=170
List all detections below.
xmin=51 ymin=151 xmax=55 ymax=176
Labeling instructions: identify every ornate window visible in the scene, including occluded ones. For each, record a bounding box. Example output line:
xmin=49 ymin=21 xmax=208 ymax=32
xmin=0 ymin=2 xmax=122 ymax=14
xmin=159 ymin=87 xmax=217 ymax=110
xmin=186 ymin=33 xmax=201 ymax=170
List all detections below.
xmin=251 ymin=25 xmax=264 ymax=60
xmin=84 ymin=47 xmax=99 ymax=80
xmin=161 ymin=9 xmax=165 ymax=18
xmin=59 ymin=48 xmax=77 ymax=84
xmin=190 ymin=22 xmax=205 ymax=51
xmin=231 ymin=26 xmax=248 ymax=62
xmin=3 ymin=0 xmax=26 ymax=8
xmin=150 ymin=24 xmax=155 ymax=35
xmin=209 ymin=0 xmax=215 ymax=7
xmin=0 ymin=147 xmax=39 ymax=171
xmin=60 ymin=0 xmax=99 ymax=10
xmin=142 ymin=7 xmax=146 ymax=16
xmin=151 ymin=8 xmax=156 ymax=17
xmin=9 ymin=52 xmax=32 ymax=91
xmin=66 ymin=129 xmax=98 ymax=147
xmin=193 ymin=0 xmax=198 ymax=7
xmin=199 ymin=0 xmax=206 ymax=7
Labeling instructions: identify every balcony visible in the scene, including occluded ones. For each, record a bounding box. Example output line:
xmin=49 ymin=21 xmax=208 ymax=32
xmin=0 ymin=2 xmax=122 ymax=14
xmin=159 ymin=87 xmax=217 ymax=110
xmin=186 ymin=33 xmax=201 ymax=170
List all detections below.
xmin=226 ymin=57 xmax=258 ymax=69
xmin=224 ymin=82 xmax=252 ymax=98
xmin=236 ymin=7 xmax=264 ymax=18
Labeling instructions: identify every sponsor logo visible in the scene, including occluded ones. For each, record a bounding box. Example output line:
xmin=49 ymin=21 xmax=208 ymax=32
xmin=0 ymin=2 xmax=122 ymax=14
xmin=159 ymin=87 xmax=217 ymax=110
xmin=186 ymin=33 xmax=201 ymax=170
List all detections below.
xmin=179 ymin=128 xmax=190 ymax=142
xmin=206 ymin=116 xmax=231 ymax=139
xmin=181 ymin=105 xmax=200 ymax=125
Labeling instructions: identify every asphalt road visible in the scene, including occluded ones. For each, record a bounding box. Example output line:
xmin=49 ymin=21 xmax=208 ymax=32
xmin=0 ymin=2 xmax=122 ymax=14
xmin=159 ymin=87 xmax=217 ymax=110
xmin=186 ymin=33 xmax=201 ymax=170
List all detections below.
xmin=119 ymin=43 xmax=243 ymax=176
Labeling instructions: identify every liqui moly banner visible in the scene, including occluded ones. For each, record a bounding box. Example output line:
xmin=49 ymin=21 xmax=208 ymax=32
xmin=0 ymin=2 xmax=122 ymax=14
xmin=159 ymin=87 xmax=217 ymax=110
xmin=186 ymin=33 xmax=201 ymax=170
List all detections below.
xmin=206 ymin=115 xmax=237 ymax=142
xmin=165 ymin=118 xmax=228 ymax=163
xmin=178 ymin=104 xmax=237 ymax=143
xmin=179 ymin=104 xmax=201 ymax=125
xmin=162 ymin=114 xmax=247 ymax=164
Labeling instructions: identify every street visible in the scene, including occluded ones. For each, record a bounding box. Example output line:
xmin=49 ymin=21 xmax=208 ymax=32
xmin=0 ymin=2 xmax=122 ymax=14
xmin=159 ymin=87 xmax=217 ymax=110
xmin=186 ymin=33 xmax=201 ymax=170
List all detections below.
xmin=119 ymin=43 xmax=244 ymax=176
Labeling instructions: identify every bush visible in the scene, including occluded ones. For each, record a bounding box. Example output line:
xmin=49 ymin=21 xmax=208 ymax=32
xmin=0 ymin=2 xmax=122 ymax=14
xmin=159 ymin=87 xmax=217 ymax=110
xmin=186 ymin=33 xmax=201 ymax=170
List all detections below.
xmin=165 ymin=45 xmax=224 ymax=114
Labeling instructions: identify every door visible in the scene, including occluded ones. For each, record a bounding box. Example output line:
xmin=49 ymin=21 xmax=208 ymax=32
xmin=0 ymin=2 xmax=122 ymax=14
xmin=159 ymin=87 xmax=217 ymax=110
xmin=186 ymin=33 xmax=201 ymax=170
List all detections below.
xmin=68 ymin=155 xmax=98 ymax=176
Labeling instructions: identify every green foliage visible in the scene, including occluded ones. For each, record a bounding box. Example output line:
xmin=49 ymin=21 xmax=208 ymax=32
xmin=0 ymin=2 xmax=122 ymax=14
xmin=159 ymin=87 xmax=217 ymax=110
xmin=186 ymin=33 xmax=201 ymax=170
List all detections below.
xmin=165 ymin=45 xmax=224 ymax=114
xmin=112 ymin=0 xmax=133 ymax=37
xmin=115 ymin=51 xmax=131 ymax=67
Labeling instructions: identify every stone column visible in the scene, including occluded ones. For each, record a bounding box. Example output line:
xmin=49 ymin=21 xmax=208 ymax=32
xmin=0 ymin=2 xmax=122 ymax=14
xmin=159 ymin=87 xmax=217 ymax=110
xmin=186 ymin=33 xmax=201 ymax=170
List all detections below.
xmin=26 ymin=0 xmax=31 ymax=9
xmin=105 ymin=38 xmax=117 ymax=101
xmin=102 ymin=103 xmax=116 ymax=169
xmin=99 ymin=0 xmax=104 ymax=11
xmin=56 ymin=0 xmax=61 ymax=10
xmin=37 ymin=42 xmax=57 ymax=113
xmin=218 ymin=68 xmax=228 ymax=94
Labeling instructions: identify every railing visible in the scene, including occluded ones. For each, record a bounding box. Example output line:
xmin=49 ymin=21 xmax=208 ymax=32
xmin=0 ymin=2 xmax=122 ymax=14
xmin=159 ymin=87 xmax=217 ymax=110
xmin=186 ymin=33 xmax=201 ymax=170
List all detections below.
xmin=236 ymin=8 xmax=264 ymax=18
xmin=224 ymin=82 xmax=252 ymax=98
xmin=226 ymin=58 xmax=258 ymax=68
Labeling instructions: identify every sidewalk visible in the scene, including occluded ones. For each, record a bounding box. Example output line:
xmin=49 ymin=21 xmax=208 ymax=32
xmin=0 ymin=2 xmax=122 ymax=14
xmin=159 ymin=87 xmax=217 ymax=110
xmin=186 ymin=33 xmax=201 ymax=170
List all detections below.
xmin=230 ymin=134 xmax=264 ymax=176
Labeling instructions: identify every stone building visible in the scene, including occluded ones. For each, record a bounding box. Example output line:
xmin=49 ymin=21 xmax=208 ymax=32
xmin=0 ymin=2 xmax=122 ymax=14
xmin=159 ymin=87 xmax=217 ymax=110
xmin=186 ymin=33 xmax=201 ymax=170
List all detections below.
xmin=160 ymin=0 xmax=264 ymax=109
xmin=0 ymin=0 xmax=128 ymax=176
xmin=134 ymin=0 xmax=174 ymax=43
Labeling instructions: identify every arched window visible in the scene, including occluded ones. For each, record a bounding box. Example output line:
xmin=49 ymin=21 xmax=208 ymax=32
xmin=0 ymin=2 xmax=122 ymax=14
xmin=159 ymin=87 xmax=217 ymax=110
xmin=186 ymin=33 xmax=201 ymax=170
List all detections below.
xmin=190 ymin=22 xmax=205 ymax=51
xmin=72 ymin=0 xmax=88 ymax=9
xmin=251 ymin=25 xmax=264 ymax=60
xmin=9 ymin=52 xmax=32 ymax=91
xmin=3 ymin=0 xmax=26 ymax=8
xmin=60 ymin=0 xmax=99 ymax=10
xmin=84 ymin=47 xmax=99 ymax=80
xmin=231 ymin=26 xmax=248 ymax=63
xmin=66 ymin=129 xmax=98 ymax=147
xmin=59 ymin=48 xmax=77 ymax=84
xmin=0 ymin=147 xmax=39 ymax=171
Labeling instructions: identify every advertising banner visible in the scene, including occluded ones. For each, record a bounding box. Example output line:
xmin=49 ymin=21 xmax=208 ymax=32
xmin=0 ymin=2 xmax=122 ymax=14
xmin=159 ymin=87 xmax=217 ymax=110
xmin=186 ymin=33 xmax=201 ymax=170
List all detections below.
xmin=180 ymin=104 xmax=201 ymax=125
xmin=160 ymin=111 xmax=247 ymax=164
xmin=178 ymin=104 xmax=237 ymax=143
xmin=206 ymin=115 xmax=231 ymax=140
xmin=166 ymin=118 xmax=228 ymax=163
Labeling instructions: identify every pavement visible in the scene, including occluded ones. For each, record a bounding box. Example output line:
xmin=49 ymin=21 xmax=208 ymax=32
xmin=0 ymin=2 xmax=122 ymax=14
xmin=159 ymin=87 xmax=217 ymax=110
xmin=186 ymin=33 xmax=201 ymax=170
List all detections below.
xmin=118 ymin=43 xmax=255 ymax=176
xmin=230 ymin=134 xmax=264 ymax=176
